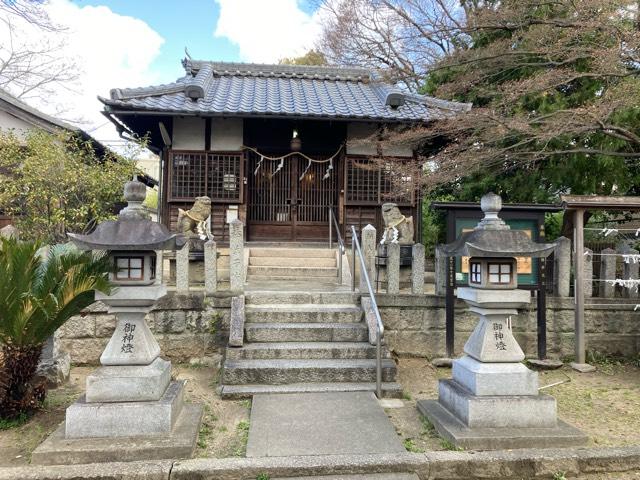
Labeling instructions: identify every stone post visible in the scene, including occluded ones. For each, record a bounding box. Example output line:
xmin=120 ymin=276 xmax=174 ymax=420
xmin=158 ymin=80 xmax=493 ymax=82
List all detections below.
xmin=36 ymin=334 xmax=70 ymax=388
xmin=387 ymin=242 xmax=400 ymax=294
xmin=228 ymin=295 xmax=245 ymax=347
xmin=435 ymin=245 xmax=446 ymax=296
xmin=554 ymin=236 xmax=571 ymax=297
xmin=229 ymin=219 xmax=244 ymax=291
xmin=360 ymin=224 xmax=376 ymax=292
xmin=204 ymin=239 xmax=217 ymax=295
xmin=600 ymin=248 xmax=617 ymax=298
xmin=622 ymin=247 xmax=640 ymax=299
xmin=0 ymin=224 xmax=18 ymax=240
xmin=176 ymin=242 xmax=190 ymax=294
xmin=584 ymin=248 xmax=593 ymax=298
xmin=154 ymin=250 xmax=164 ymax=285
xmin=412 ymin=243 xmax=425 ymax=295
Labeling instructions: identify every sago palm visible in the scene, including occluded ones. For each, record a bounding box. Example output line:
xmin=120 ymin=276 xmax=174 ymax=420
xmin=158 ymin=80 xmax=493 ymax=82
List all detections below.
xmin=0 ymin=238 xmax=112 ymax=419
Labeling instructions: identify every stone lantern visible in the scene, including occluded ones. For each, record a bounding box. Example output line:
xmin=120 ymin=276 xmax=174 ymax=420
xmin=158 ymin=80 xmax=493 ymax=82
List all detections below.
xmin=34 ymin=177 xmax=202 ymax=464
xmin=418 ymin=193 xmax=587 ymax=450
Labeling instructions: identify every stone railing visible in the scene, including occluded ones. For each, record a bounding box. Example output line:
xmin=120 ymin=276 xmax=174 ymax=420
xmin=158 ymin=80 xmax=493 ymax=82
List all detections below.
xmin=160 ymin=218 xmax=245 ymax=294
xmin=554 ymin=236 xmax=639 ymax=299
xmin=356 ymin=224 xmax=425 ymax=295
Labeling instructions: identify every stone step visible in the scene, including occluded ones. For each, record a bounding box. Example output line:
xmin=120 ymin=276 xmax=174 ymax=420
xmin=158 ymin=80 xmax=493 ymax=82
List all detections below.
xmin=249 ymin=256 xmax=336 ymax=267
xmin=273 ymin=474 xmax=419 ymax=480
xmin=247 ymin=276 xmax=340 ymax=283
xmin=246 ymin=304 xmax=362 ymax=323
xmin=221 ymin=358 xmax=397 ymax=385
xmin=245 ymin=323 xmax=368 ymax=343
xmin=220 ymin=382 xmax=403 ymax=399
xmin=247 ymin=266 xmax=338 ymax=277
xmin=246 ymin=291 xmax=360 ymax=305
xmin=250 ymin=248 xmax=335 ymax=258
xmin=226 ymin=342 xmax=389 ymax=360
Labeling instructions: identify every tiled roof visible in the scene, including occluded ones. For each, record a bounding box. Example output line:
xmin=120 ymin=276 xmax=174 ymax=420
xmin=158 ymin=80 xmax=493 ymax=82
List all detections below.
xmin=0 ymin=88 xmax=81 ymax=133
xmin=100 ymin=59 xmax=471 ymax=122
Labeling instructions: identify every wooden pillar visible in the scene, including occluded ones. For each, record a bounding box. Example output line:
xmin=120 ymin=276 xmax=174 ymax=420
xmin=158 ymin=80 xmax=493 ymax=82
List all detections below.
xmin=537 ymin=258 xmax=547 ymax=360
xmin=574 ymin=209 xmax=586 ymax=364
xmin=445 ymin=256 xmax=455 ymax=358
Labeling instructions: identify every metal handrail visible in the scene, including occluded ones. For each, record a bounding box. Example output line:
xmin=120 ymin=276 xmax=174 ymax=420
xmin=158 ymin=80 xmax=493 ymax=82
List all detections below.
xmin=350 ymin=225 xmax=384 ymax=398
xmin=329 ymin=208 xmax=344 ymax=281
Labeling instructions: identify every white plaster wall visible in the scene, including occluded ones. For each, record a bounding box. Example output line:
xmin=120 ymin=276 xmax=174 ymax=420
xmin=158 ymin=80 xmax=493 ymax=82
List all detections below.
xmin=0 ymin=110 xmax=33 ymax=140
xmin=346 ymin=122 xmax=413 ymax=157
xmin=211 ymin=118 xmax=243 ymax=151
xmin=346 ymin=122 xmax=377 ymax=155
xmin=172 ymin=117 xmax=205 ymax=150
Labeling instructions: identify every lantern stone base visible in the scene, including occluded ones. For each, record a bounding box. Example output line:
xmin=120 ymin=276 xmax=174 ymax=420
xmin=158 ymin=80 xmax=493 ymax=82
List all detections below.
xmin=31 ymin=403 xmax=203 ymax=465
xmin=438 ymin=379 xmax=557 ymax=428
xmin=417 ymin=399 xmax=588 ymax=450
xmin=85 ymin=357 xmax=171 ymax=403
xmin=452 ymin=355 xmax=538 ymax=396
xmin=65 ymin=380 xmax=186 ymax=438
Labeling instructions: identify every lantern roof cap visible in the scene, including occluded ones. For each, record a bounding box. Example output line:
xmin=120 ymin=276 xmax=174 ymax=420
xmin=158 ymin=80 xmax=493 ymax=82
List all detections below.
xmin=440 ymin=193 xmax=556 ymax=258
xmin=68 ymin=177 xmax=178 ymax=251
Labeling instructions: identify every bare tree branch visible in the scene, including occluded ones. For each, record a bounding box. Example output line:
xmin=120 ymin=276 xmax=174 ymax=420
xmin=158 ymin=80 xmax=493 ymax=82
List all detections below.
xmin=0 ymin=3 xmax=78 ymax=103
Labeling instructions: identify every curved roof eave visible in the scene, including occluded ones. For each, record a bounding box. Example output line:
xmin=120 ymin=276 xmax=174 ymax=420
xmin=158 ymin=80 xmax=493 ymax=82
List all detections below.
xmin=103 ymin=103 xmax=432 ymax=125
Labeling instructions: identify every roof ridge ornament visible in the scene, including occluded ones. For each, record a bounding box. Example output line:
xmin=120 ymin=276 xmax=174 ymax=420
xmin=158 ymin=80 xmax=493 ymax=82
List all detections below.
xmin=184 ymin=64 xmax=213 ymax=100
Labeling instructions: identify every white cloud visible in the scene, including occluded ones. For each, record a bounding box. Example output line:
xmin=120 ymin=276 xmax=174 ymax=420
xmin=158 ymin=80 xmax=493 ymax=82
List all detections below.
xmin=214 ymin=0 xmax=322 ymax=63
xmin=1 ymin=0 xmax=165 ymax=145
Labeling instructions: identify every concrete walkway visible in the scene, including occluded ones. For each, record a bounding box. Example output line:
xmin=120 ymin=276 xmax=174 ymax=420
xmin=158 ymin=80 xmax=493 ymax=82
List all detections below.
xmin=246 ymin=392 xmax=406 ymax=458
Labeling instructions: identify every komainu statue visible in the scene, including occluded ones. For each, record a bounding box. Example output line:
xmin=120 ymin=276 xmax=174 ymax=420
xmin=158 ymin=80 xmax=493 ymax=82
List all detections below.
xmin=176 ymin=196 xmax=212 ymax=241
xmin=380 ymin=203 xmax=414 ymax=245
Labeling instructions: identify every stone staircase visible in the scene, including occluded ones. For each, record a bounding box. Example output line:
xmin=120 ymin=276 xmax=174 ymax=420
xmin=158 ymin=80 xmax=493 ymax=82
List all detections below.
xmin=219 ymin=290 xmax=401 ymax=398
xmin=246 ymin=247 xmax=339 ymax=282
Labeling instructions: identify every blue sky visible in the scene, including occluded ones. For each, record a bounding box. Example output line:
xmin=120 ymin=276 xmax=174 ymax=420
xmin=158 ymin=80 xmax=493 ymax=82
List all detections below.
xmin=70 ymin=0 xmax=240 ymax=81
xmin=2 ymin=0 xmax=323 ymax=143
xmin=69 ymin=0 xmax=321 ymax=84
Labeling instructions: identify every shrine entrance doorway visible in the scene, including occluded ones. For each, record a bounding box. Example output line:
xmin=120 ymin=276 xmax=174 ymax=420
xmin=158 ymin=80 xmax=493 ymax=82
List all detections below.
xmin=247 ymin=151 xmax=338 ymax=241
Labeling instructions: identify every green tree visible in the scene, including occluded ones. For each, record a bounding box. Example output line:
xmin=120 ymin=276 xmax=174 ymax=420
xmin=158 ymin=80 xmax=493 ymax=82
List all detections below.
xmin=0 ymin=130 xmax=139 ymax=243
xmin=417 ymin=0 xmax=640 ymax=197
xmin=0 ymin=238 xmax=112 ymax=419
xmin=319 ymin=0 xmax=640 ymax=200
xmin=279 ymin=49 xmax=327 ymax=66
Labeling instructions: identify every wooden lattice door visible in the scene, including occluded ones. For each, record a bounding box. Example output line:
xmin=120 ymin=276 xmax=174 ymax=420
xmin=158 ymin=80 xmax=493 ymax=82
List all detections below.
xmin=247 ymin=152 xmax=336 ymax=241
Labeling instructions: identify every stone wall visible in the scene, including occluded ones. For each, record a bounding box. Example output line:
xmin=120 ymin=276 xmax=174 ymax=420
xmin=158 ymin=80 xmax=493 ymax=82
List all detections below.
xmin=59 ymin=292 xmax=639 ymax=365
xmin=378 ymin=294 xmax=640 ymax=359
xmin=58 ymin=292 xmax=232 ymax=365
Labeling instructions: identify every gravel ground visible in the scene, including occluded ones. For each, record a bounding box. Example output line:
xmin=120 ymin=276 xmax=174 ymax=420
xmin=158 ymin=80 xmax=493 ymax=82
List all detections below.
xmin=1 ymin=356 xmax=639 ymax=475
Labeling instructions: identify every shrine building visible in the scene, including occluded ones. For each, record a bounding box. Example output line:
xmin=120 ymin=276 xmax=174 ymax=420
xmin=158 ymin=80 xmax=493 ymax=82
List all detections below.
xmin=100 ymin=58 xmax=469 ymax=243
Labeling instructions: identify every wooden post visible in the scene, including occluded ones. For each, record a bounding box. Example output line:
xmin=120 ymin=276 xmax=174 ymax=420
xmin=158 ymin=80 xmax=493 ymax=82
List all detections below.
xmin=537 ymin=258 xmax=547 ymax=360
xmin=574 ymin=209 xmax=586 ymax=364
xmin=445 ymin=256 xmax=455 ymax=358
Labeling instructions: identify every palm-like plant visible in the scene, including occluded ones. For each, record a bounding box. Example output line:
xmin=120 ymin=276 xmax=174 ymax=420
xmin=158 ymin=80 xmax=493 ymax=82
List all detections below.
xmin=0 ymin=238 xmax=112 ymax=419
